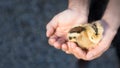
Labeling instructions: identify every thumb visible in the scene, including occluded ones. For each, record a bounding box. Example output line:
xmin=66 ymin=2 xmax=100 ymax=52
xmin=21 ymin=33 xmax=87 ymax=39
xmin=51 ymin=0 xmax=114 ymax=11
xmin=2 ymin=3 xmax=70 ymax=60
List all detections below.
xmin=86 ymin=46 xmax=104 ymax=60
xmin=46 ymin=17 xmax=58 ymax=37
xmin=86 ymin=27 xmax=117 ymax=60
xmin=86 ymin=38 xmax=110 ymax=60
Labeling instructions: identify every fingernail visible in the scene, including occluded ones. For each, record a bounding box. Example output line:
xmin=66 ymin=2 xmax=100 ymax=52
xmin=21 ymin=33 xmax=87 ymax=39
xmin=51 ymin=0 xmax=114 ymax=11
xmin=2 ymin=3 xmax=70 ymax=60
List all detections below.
xmin=66 ymin=51 xmax=71 ymax=54
xmin=47 ymin=33 xmax=51 ymax=37
xmin=46 ymin=32 xmax=49 ymax=37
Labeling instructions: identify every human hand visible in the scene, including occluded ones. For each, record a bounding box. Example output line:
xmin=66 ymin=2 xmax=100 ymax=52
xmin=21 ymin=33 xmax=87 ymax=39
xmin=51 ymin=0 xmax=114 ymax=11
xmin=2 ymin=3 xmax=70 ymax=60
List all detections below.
xmin=46 ymin=9 xmax=88 ymax=50
xmin=66 ymin=20 xmax=117 ymax=60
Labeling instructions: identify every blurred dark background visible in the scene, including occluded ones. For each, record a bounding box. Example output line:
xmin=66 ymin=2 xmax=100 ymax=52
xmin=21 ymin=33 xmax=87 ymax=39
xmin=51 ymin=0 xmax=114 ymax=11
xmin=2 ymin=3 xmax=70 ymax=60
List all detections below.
xmin=0 ymin=0 xmax=120 ymax=68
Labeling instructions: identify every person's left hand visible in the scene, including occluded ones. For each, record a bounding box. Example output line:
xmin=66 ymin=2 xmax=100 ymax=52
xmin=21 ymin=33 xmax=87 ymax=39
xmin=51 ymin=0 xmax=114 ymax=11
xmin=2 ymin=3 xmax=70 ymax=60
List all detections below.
xmin=66 ymin=20 xmax=117 ymax=60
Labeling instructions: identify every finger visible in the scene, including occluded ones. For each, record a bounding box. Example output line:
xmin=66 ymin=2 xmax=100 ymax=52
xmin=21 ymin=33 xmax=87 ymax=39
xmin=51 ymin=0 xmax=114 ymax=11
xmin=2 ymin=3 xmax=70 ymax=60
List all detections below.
xmin=68 ymin=42 xmax=86 ymax=59
xmin=46 ymin=26 xmax=54 ymax=37
xmin=46 ymin=17 xmax=58 ymax=37
xmin=74 ymin=47 xmax=86 ymax=60
xmin=48 ymin=35 xmax=58 ymax=46
xmin=62 ymin=43 xmax=68 ymax=52
xmin=69 ymin=43 xmax=81 ymax=59
xmin=66 ymin=51 xmax=71 ymax=54
xmin=68 ymin=42 xmax=77 ymax=51
xmin=64 ymin=42 xmax=73 ymax=54
xmin=53 ymin=37 xmax=66 ymax=49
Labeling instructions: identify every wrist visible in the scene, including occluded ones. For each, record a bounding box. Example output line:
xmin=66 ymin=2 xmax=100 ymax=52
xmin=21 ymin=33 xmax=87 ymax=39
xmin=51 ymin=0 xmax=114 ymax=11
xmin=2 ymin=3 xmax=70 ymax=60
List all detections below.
xmin=100 ymin=19 xmax=118 ymax=35
xmin=101 ymin=18 xmax=120 ymax=32
xmin=101 ymin=0 xmax=120 ymax=31
xmin=68 ymin=0 xmax=89 ymax=17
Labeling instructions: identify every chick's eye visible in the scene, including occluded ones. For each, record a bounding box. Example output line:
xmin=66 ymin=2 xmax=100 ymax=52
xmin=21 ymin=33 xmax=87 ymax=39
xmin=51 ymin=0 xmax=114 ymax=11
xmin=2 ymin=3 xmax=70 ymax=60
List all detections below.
xmin=73 ymin=37 xmax=76 ymax=39
xmin=69 ymin=37 xmax=72 ymax=40
xmin=91 ymin=37 xmax=94 ymax=39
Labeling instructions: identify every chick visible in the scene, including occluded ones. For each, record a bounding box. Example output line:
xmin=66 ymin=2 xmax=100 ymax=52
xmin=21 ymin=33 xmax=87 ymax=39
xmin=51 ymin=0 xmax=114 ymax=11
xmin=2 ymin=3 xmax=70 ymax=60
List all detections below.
xmin=67 ymin=21 xmax=104 ymax=50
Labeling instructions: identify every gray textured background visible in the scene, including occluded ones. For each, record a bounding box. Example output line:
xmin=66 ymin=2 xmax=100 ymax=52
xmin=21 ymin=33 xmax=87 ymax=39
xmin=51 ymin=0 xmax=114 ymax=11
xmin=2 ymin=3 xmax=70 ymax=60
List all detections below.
xmin=0 ymin=0 xmax=120 ymax=68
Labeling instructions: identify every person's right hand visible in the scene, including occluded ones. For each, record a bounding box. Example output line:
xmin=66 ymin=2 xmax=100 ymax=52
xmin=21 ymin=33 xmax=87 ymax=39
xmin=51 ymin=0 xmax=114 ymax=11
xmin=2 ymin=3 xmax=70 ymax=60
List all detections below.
xmin=46 ymin=9 xmax=88 ymax=53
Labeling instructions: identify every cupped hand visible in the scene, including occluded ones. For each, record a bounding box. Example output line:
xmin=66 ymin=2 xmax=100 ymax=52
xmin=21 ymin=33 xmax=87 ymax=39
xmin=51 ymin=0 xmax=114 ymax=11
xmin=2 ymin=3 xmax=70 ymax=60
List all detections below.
xmin=46 ymin=9 xmax=87 ymax=50
xmin=66 ymin=20 xmax=117 ymax=61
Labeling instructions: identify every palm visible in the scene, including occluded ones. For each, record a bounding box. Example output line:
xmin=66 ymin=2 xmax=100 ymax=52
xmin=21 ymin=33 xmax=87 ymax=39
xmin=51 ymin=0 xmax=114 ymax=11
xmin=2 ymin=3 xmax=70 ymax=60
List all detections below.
xmin=53 ymin=9 xmax=87 ymax=40
xmin=46 ymin=9 xmax=87 ymax=49
xmin=65 ymin=20 xmax=118 ymax=60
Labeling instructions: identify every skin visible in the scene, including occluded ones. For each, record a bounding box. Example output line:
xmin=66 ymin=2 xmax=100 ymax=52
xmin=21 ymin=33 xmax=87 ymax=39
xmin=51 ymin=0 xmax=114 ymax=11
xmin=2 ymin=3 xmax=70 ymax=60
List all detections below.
xmin=46 ymin=0 xmax=120 ymax=61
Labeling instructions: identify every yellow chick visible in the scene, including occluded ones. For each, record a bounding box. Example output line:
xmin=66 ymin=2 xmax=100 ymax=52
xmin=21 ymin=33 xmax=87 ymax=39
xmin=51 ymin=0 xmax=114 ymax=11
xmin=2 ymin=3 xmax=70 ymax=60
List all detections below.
xmin=67 ymin=21 xmax=104 ymax=50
